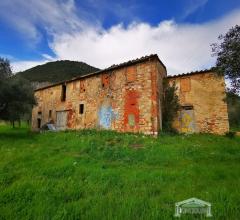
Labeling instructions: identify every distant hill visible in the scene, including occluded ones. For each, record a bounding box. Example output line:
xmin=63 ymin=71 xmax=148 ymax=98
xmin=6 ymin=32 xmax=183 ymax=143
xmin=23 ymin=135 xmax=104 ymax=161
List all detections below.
xmin=15 ymin=60 xmax=100 ymax=84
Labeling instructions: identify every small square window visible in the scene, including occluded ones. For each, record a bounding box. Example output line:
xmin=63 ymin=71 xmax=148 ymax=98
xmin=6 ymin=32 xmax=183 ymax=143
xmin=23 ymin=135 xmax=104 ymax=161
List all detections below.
xmin=79 ymin=104 xmax=84 ymax=114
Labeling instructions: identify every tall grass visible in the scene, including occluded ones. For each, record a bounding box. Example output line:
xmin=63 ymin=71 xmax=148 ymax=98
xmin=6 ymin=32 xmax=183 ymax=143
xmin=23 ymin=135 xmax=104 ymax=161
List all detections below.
xmin=0 ymin=125 xmax=240 ymax=219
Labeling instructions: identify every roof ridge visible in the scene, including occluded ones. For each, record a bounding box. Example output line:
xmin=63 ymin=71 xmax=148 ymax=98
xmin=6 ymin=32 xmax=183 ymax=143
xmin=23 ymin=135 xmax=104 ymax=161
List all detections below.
xmin=167 ymin=67 xmax=216 ymax=78
xmin=35 ymin=54 xmax=164 ymax=91
xmin=106 ymin=54 xmax=162 ymax=70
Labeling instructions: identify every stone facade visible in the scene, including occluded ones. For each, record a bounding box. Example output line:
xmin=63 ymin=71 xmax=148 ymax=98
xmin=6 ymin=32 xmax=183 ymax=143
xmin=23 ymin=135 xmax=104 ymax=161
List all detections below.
xmin=32 ymin=55 xmax=229 ymax=135
xmin=32 ymin=55 xmax=166 ymax=135
xmin=168 ymin=71 xmax=229 ymax=134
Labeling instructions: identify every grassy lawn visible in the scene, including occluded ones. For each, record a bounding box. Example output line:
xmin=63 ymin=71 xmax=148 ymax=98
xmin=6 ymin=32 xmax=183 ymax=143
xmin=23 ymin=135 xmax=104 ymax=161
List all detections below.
xmin=0 ymin=125 xmax=240 ymax=220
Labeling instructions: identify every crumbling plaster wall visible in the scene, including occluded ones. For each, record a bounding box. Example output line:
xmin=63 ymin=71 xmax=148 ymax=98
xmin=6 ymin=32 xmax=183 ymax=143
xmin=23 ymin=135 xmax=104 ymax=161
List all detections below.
xmin=168 ymin=72 xmax=229 ymax=134
xmin=32 ymin=58 xmax=165 ymax=134
xmin=155 ymin=61 xmax=167 ymax=132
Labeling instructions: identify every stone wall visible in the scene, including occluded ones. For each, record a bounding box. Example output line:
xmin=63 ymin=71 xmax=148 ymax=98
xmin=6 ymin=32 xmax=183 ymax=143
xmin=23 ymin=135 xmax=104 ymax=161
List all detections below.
xmin=32 ymin=57 xmax=166 ymax=135
xmin=32 ymin=56 xmax=229 ymax=135
xmin=168 ymin=72 xmax=229 ymax=134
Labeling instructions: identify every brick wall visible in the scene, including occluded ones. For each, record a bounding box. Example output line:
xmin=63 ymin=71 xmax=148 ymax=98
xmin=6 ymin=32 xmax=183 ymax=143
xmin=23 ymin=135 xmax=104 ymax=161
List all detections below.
xmin=168 ymin=72 xmax=229 ymax=134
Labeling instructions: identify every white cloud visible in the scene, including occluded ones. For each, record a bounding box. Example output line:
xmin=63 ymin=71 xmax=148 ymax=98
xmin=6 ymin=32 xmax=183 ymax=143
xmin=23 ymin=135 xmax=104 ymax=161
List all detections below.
xmin=1 ymin=1 xmax=240 ymax=75
xmin=182 ymin=0 xmax=209 ymax=19
xmin=50 ymin=10 xmax=240 ymax=74
xmin=0 ymin=0 xmax=86 ymax=44
xmin=41 ymin=54 xmax=56 ymax=61
xmin=12 ymin=60 xmax=48 ymax=73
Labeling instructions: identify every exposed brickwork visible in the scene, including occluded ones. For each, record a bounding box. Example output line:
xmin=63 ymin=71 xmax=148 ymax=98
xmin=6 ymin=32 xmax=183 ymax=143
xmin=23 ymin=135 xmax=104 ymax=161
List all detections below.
xmin=80 ymin=80 xmax=85 ymax=93
xmin=168 ymin=72 xmax=229 ymax=134
xmin=155 ymin=61 xmax=167 ymax=133
xmin=180 ymin=78 xmax=191 ymax=92
xmin=32 ymin=56 xmax=166 ymax=135
xmin=32 ymin=55 xmax=229 ymax=135
xmin=124 ymin=90 xmax=140 ymax=132
xmin=101 ymin=73 xmax=110 ymax=88
xmin=126 ymin=66 xmax=137 ymax=82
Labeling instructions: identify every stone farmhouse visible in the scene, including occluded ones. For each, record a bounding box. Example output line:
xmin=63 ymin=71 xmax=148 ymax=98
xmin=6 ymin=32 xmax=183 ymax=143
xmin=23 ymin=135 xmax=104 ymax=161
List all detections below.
xmin=32 ymin=54 xmax=229 ymax=135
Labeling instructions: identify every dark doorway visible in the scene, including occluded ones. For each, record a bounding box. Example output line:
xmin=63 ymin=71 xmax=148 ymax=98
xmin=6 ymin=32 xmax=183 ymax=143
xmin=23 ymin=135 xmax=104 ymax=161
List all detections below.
xmin=37 ymin=118 xmax=41 ymax=128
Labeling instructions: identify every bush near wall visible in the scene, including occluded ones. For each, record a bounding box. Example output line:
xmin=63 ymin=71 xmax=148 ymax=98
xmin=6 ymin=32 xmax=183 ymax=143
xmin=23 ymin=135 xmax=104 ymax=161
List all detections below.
xmin=162 ymin=81 xmax=180 ymax=132
xmin=226 ymin=92 xmax=240 ymax=131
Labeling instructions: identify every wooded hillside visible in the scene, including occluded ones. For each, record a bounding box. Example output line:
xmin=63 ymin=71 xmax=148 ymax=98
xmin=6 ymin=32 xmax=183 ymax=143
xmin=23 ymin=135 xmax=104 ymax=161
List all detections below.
xmin=15 ymin=60 xmax=100 ymax=83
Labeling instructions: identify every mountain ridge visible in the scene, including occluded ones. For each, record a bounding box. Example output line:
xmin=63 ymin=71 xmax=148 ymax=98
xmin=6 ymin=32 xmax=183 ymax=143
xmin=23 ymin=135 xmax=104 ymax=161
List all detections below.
xmin=15 ymin=60 xmax=100 ymax=84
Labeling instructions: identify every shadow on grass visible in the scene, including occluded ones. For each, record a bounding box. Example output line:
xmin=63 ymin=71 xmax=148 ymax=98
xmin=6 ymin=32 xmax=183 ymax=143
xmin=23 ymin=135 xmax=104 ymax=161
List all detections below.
xmin=0 ymin=125 xmax=38 ymax=140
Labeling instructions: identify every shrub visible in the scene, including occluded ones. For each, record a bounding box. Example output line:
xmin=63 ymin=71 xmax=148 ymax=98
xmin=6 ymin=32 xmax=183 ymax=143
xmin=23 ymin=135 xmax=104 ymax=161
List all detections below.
xmin=225 ymin=131 xmax=236 ymax=138
xmin=162 ymin=80 xmax=180 ymax=132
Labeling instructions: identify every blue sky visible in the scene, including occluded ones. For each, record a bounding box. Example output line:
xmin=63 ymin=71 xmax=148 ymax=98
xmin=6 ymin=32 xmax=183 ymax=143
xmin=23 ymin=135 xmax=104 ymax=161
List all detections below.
xmin=0 ymin=0 xmax=240 ymax=74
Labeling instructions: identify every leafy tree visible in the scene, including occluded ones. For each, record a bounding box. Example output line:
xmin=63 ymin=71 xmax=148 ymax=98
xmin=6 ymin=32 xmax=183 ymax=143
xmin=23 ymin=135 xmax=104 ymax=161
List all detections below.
xmin=0 ymin=80 xmax=9 ymax=114
xmin=0 ymin=58 xmax=12 ymax=113
xmin=226 ymin=91 xmax=240 ymax=130
xmin=0 ymin=57 xmax=12 ymax=80
xmin=0 ymin=57 xmax=36 ymax=127
xmin=3 ymin=78 xmax=36 ymax=127
xmin=211 ymin=25 xmax=240 ymax=93
xmin=162 ymin=80 xmax=180 ymax=132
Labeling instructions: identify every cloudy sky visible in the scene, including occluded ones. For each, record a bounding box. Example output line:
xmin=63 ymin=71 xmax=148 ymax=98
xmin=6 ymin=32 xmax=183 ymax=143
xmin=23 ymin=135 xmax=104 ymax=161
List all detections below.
xmin=0 ymin=0 xmax=240 ymax=74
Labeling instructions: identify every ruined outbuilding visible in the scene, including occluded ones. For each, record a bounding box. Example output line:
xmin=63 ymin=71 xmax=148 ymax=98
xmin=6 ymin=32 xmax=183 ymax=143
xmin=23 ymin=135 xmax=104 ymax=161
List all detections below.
xmin=32 ymin=54 xmax=229 ymax=135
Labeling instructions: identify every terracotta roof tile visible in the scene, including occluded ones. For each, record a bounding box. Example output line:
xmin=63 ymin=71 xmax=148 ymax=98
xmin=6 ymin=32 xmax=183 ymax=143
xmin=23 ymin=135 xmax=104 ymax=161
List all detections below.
xmin=167 ymin=68 xmax=215 ymax=78
xmin=35 ymin=54 xmax=165 ymax=91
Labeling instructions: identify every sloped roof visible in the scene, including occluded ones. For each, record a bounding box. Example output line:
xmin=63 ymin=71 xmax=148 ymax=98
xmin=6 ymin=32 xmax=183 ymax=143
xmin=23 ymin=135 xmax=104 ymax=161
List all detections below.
xmin=35 ymin=54 xmax=165 ymax=91
xmin=167 ymin=68 xmax=215 ymax=79
xmin=103 ymin=54 xmax=166 ymax=71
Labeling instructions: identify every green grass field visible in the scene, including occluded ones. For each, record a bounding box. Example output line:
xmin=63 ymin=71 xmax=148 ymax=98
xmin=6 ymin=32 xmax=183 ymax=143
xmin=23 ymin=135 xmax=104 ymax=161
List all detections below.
xmin=0 ymin=125 xmax=240 ymax=220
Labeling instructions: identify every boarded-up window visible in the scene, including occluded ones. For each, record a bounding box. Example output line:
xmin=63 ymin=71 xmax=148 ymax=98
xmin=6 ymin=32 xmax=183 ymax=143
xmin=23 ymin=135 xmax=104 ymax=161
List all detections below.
xmin=102 ymin=73 xmax=110 ymax=88
xmin=80 ymin=81 xmax=85 ymax=93
xmin=124 ymin=90 xmax=139 ymax=129
xmin=56 ymin=111 xmax=67 ymax=130
xmin=180 ymin=78 xmax=191 ymax=92
xmin=73 ymin=81 xmax=76 ymax=90
xmin=180 ymin=106 xmax=196 ymax=133
xmin=126 ymin=66 xmax=136 ymax=82
xmin=128 ymin=114 xmax=135 ymax=127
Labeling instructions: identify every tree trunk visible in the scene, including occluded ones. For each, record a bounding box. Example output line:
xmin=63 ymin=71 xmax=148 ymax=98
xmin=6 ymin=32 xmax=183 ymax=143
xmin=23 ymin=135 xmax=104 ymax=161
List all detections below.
xmin=18 ymin=119 xmax=21 ymax=127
